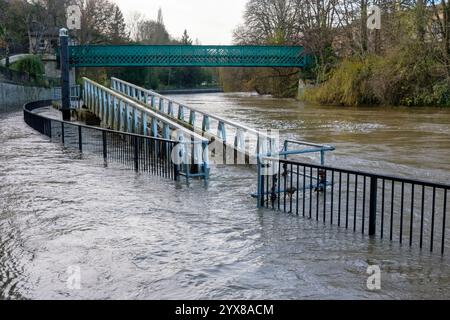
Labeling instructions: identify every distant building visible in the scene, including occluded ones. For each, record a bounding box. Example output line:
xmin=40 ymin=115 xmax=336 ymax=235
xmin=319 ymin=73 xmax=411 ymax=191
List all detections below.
xmin=28 ymin=26 xmax=61 ymax=78
xmin=29 ymin=26 xmax=60 ymax=55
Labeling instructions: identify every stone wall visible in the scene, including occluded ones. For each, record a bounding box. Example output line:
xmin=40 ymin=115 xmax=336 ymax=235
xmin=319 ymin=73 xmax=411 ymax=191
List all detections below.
xmin=0 ymin=82 xmax=53 ymax=112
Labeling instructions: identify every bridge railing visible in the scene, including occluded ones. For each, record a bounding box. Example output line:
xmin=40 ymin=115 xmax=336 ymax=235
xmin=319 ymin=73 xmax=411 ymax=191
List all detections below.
xmin=23 ymin=100 xmax=179 ymax=180
xmin=83 ymin=77 xmax=210 ymax=181
xmin=257 ymin=157 xmax=450 ymax=254
xmin=110 ymin=77 xmax=276 ymax=161
xmin=69 ymin=45 xmax=309 ymax=68
xmin=52 ymin=85 xmax=82 ymax=109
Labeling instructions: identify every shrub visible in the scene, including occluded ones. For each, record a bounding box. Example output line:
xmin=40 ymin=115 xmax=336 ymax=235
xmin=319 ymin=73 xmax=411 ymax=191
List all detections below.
xmin=304 ymin=57 xmax=378 ymax=106
xmin=10 ymin=56 xmax=45 ymax=76
xmin=304 ymin=42 xmax=450 ymax=107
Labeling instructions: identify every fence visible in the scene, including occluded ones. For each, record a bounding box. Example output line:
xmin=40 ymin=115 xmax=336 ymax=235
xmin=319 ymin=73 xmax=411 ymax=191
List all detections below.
xmin=24 ymin=100 xmax=179 ymax=180
xmin=257 ymin=157 xmax=450 ymax=254
xmin=52 ymin=85 xmax=82 ymax=109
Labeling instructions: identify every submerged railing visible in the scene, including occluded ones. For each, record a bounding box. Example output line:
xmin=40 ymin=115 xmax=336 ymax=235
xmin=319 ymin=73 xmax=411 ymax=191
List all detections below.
xmin=83 ymin=78 xmax=210 ymax=181
xmin=110 ymin=77 xmax=275 ymax=162
xmin=52 ymin=85 xmax=82 ymax=109
xmin=24 ymin=100 xmax=179 ymax=180
xmin=257 ymin=157 xmax=450 ymax=254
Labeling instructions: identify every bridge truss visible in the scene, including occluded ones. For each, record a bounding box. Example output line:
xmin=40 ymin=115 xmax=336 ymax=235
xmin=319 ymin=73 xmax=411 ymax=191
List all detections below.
xmin=68 ymin=45 xmax=311 ymax=68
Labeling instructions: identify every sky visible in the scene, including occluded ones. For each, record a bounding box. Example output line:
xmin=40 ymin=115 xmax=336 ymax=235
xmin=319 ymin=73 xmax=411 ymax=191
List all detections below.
xmin=113 ymin=0 xmax=248 ymax=45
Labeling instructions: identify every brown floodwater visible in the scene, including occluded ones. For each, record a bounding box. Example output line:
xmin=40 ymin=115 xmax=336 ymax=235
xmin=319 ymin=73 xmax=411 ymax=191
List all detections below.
xmin=1 ymin=93 xmax=450 ymax=300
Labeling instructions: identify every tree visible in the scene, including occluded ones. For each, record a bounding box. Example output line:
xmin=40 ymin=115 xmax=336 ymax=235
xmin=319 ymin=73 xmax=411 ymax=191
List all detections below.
xmin=360 ymin=0 xmax=368 ymax=53
xmin=233 ymin=0 xmax=304 ymax=45
xmin=0 ymin=24 xmax=10 ymax=67
xmin=181 ymin=29 xmax=193 ymax=45
xmin=75 ymin=0 xmax=128 ymax=44
xmin=429 ymin=0 xmax=450 ymax=75
xmin=416 ymin=0 xmax=427 ymax=42
xmin=136 ymin=20 xmax=170 ymax=44
xmin=0 ymin=0 xmax=32 ymax=58
xmin=107 ymin=4 xmax=129 ymax=44
xmin=157 ymin=7 xmax=164 ymax=25
xmin=127 ymin=11 xmax=144 ymax=42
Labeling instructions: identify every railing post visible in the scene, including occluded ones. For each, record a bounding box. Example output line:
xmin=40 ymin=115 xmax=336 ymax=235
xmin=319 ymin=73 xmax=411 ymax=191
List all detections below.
xmin=168 ymin=101 xmax=174 ymax=116
xmin=134 ymin=136 xmax=139 ymax=172
xmin=369 ymin=177 xmax=378 ymax=236
xmin=47 ymin=119 xmax=52 ymax=138
xmin=78 ymin=126 xmax=82 ymax=152
xmin=102 ymin=131 xmax=107 ymax=163
xmin=257 ymin=156 xmax=265 ymax=208
xmin=61 ymin=122 xmax=65 ymax=145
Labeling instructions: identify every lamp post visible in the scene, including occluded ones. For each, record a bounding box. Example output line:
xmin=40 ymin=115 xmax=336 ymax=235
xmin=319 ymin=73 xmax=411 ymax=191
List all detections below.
xmin=59 ymin=28 xmax=70 ymax=121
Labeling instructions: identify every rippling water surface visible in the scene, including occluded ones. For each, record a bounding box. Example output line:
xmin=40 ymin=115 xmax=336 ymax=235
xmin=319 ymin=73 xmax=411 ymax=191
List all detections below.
xmin=1 ymin=94 xmax=450 ymax=300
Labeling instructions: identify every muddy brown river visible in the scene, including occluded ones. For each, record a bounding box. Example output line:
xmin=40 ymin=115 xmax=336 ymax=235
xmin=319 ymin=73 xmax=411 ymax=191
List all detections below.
xmin=1 ymin=93 xmax=450 ymax=299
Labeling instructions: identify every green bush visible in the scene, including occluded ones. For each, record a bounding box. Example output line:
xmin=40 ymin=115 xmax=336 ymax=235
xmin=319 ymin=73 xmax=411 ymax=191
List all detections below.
xmin=10 ymin=56 xmax=45 ymax=76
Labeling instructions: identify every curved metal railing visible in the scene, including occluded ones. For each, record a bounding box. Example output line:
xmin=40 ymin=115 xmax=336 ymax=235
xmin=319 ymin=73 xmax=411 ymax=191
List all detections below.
xmin=23 ymin=100 xmax=180 ymax=181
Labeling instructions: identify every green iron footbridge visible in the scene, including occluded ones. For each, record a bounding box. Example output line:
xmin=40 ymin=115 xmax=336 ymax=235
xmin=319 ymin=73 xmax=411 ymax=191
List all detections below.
xmin=68 ymin=45 xmax=311 ymax=68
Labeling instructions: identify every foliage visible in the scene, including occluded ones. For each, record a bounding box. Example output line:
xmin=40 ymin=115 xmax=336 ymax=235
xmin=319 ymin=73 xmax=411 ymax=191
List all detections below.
xmin=10 ymin=56 xmax=45 ymax=76
xmin=181 ymin=30 xmax=193 ymax=45
xmin=77 ymin=0 xmax=129 ymax=44
xmin=305 ymin=42 xmax=450 ymax=107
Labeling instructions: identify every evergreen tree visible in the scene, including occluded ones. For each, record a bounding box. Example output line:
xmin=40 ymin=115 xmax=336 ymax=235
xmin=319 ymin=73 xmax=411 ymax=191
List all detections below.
xmin=181 ymin=29 xmax=193 ymax=45
xmin=108 ymin=4 xmax=129 ymax=44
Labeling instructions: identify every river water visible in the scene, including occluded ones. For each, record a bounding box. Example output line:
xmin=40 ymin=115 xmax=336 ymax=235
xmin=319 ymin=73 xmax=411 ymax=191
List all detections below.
xmin=1 ymin=93 xmax=450 ymax=300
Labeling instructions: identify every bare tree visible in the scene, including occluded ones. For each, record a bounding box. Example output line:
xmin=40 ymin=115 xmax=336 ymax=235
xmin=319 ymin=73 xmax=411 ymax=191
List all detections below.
xmin=135 ymin=9 xmax=170 ymax=44
xmin=127 ymin=11 xmax=144 ymax=42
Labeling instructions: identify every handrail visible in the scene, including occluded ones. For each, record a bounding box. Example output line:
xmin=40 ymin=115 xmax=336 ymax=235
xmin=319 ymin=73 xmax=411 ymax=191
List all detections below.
xmin=110 ymin=77 xmax=275 ymax=158
xmin=284 ymin=139 xmax=335 ymax=150
xmin=83 ymin=77 xmax=210 ymax=181
xmin=260 ymin=156 xmax=450 ymax=190
xmin=112 ymin=77 xmax=269 ymax=138
xmin=84 ymin=78 xmax=207 ymax=143
xmin=257 ymin=156 xmax=450 ymax=254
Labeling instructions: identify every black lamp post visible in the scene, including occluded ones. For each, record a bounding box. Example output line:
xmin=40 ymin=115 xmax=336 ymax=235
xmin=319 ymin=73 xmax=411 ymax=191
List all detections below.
xmin=59 ymin=28 xmax=70 ymax=121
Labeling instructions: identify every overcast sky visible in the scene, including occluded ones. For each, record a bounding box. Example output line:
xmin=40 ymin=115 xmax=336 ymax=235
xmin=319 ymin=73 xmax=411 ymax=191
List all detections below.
xmin=113 ymin=0 xmax=248 ymax=45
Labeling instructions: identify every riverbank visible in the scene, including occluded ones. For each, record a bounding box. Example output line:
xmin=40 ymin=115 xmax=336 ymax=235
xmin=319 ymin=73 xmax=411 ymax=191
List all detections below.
xmin=301 ymin=43 xmax=450 ymax=108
